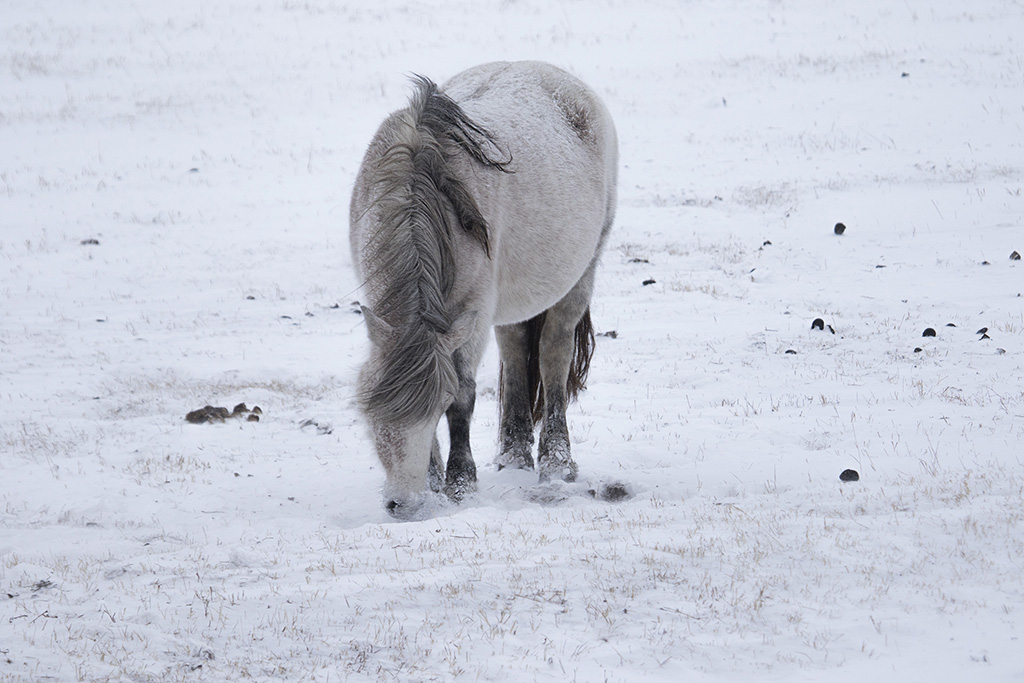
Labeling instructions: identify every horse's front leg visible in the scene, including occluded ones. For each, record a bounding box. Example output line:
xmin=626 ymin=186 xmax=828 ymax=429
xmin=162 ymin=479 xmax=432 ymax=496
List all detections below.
xmin=444 ymin=350 xmax=478 ymax=501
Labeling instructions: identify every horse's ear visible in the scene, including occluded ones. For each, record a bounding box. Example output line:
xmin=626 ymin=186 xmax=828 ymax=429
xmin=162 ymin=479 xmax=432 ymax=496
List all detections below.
xmin=360 ymin=305 xmax=394 ymax=347
xmin=440 ymin=311 xmax=477 ymax=355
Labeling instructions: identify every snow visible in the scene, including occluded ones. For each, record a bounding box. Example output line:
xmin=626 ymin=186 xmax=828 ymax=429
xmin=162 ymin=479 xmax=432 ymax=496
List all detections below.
xmin=2 ymin=0 xmax=1023 ymax=680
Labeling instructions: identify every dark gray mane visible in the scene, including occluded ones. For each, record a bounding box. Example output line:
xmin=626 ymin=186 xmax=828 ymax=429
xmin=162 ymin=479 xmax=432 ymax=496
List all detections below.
xmin=359 ymin=76 xmax=510 ymax=422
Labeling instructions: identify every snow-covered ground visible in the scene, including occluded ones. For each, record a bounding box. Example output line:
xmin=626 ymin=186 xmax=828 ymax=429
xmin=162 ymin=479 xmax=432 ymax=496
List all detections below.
xmin=3 ymin=1 xmax=1023 ymax=680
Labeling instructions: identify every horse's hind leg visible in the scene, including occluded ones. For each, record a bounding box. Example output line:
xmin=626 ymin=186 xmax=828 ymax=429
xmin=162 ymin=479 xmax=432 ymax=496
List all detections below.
xmin=537 ymin=265 xmax=597 ymax=483
xmin=495 ymin=322 xmax=536 ymax=471
xmin=444 ymin=349 xmax=478 ymax=501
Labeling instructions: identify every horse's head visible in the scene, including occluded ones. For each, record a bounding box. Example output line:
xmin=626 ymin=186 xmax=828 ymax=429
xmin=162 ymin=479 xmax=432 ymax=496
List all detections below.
xmin=357 ymin=305 xmax=476 ymax=517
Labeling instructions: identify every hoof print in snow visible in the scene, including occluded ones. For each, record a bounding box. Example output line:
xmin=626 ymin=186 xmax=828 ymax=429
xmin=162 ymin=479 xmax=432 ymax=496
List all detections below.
xmin=588 ymin=482 xmax=633 ymax=502
xmin=1011 ymin=251 xmax=1021 ymax=261
xmin=299 ymin=418 xmax=333 ymax=435
xmin=922 ymin=328 xmax=936 ymax=337
xmin=833 ymin=222 xmax=846 ymax=235
xmin=839 ymin=469 xmax=860 ymax=482
xmin=186 ymin=404 xmax=262 ymax=424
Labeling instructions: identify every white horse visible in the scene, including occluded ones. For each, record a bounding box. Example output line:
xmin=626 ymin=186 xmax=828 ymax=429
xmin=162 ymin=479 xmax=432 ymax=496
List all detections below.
xmin=350 ymin=61 xmax=617 ymax=517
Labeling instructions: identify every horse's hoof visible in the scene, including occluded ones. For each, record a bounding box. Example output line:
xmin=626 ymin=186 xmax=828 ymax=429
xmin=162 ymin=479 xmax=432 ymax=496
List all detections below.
xmin=444 ymin=476 xmax=478 ymax=503
xmin=495 ymin=452 xmax=535 ymax=472
xmin=538 ymin=458 xmax=578 ymax=484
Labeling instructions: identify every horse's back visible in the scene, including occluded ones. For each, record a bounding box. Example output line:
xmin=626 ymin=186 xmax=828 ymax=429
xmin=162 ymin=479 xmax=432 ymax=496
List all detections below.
xmin=442 ymin=62 xmax=618 ymax=326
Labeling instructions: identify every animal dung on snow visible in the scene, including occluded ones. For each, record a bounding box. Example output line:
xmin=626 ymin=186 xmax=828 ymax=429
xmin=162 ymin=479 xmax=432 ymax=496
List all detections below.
xmin=833 ymin=222 xmax=846 ymax=235
xmin=186 ymin=403 xmax=262 ymax=424
xmin=839 ymin=469 xmax=860 ymax=482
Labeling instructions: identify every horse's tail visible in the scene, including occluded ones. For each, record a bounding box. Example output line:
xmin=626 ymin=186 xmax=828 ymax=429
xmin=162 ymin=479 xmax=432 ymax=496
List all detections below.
xmin=525 ymin=308 xmax=596 ymax=424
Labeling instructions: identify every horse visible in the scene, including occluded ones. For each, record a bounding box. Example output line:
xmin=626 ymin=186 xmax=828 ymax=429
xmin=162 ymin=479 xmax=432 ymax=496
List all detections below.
xmin=349 ymin=61 xmax=617 ymax=518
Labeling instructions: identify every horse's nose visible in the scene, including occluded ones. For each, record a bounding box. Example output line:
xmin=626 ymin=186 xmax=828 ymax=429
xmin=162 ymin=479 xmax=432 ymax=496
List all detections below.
xmin=384 ymin=495 xmax=429 ymax=520
xmin=385 ymin=498 xmax=417 ymax=519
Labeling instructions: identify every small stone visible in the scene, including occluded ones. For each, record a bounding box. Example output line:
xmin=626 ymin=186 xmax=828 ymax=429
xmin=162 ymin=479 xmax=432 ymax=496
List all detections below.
xmin=922 ymin=328 xmax=936 ymax=337
xmin=642 ymin=278 xmax=656 ymax=286
xmin=1011 ymin=251 xmax=1021 ymax=261
xmin=80 ymin=238 xmax=100 ymax=246
xmin=914 ymin=347 xmax=923 ymax=353
xmin=811 ymin=318 xmax=825 ymax=331
xmin=839 ymin=469 xmax=860 ymax=482
xmin=834 ymin=222 xmax=846 ymax=235
xmin=976 ymin=327 xmax=988 ymax=335
xmin=785 ymin=349 xmax=798 ymax=355
xmin=232 ymin=403 xmax=249 ymax=415
xmin=246 ymin=414 xmax=260 ymax=422
xmin=251 ymin=406 xmax=263 ymax=415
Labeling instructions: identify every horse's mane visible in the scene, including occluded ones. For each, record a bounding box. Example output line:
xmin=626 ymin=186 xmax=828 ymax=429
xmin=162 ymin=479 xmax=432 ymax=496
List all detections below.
xmin=359 ymin=76 xmax=510 ymax=422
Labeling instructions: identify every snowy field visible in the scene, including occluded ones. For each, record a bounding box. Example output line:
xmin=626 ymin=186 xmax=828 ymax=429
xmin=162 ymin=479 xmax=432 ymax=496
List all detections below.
xmin=3 ymin=0 xmax=1024 ymax=680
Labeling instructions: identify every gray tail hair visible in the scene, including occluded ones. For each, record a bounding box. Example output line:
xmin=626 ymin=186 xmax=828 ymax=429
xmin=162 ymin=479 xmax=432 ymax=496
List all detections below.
xmin=515 ymin=308 xmax=596 ymax=425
